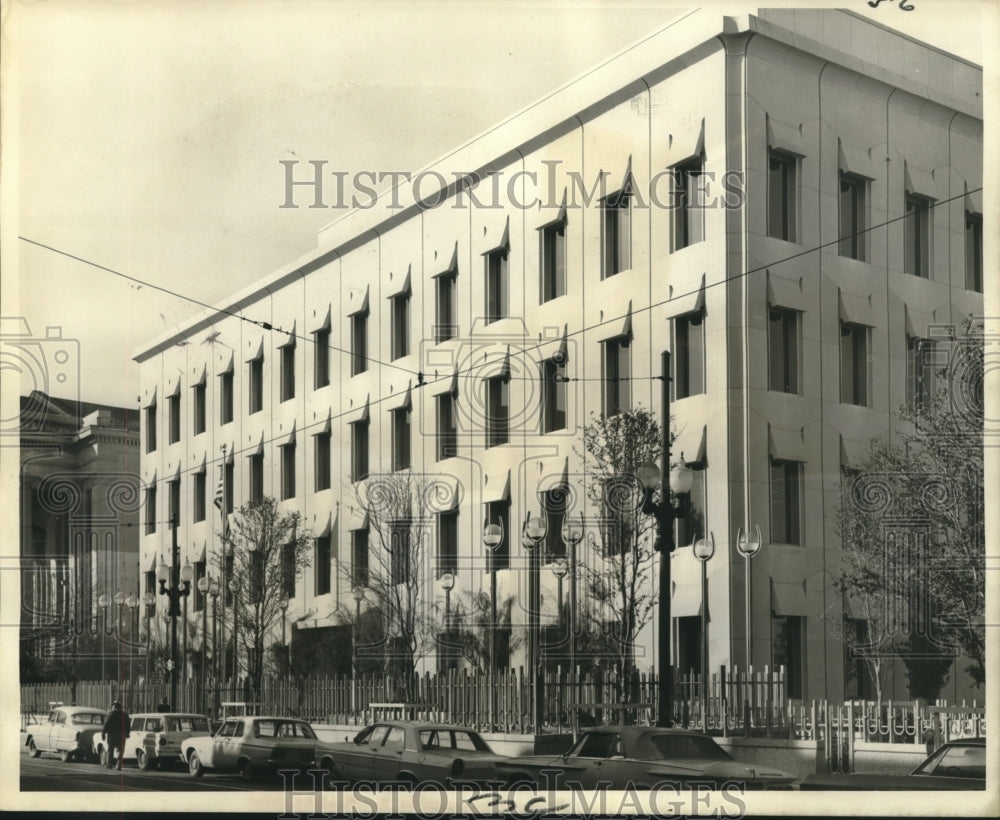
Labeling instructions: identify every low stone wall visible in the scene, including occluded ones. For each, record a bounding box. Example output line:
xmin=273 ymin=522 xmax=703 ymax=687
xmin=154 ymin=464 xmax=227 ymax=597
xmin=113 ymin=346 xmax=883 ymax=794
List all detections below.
xmin=717 ymin=736 xmax=820 ymax=781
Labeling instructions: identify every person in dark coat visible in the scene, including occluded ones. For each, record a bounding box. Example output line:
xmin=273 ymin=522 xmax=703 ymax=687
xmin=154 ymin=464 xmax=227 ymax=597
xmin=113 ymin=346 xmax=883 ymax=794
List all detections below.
xmin=101 ymin=701 xmax=131 ymax=770
xmin=156 ymin=696 xmax=170 ymax=712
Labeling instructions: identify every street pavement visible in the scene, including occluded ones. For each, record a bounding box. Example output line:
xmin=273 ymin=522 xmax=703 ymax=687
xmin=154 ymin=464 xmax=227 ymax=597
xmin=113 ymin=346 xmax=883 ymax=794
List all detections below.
xmin=19 ymin=743 xmax=297 ymax=792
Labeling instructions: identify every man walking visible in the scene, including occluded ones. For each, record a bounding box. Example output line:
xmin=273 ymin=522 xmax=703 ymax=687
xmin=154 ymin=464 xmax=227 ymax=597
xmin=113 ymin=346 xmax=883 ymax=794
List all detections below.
xmin=101 ymin=700 xmax=131 ymax=770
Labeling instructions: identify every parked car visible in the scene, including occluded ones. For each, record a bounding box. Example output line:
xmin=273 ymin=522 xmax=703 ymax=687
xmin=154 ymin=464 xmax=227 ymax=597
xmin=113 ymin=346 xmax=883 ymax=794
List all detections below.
xmin=180 ymin=716 xmax=317 ymax=781
xmin=496 ymin=726 xmax=797 ymax=790
xmin=316 ymin=721 xmax=509 ymax=788
xmin=25 ymin=705 xmax=107 ymax=763
xmin=800 ymin=738 xmax=986 ymax=790
xmin=92 ymin=712 xmax=211 ymax=770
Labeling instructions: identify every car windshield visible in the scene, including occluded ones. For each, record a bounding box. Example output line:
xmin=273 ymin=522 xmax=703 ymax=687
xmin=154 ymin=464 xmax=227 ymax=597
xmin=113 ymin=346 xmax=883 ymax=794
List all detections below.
xmin=420 ymin=729 xmax=491 ymax=752
xmin=168 ymin=716 xmax=210 ymax=733
xmin=568 ymin=732 xmax=624 ymax=758
xmin=71 ymin=713 xmax=105 ymax=725
xmin=254 ymin=720 xmax=317 ymax=739
xmin=649 ymin=734 xmax=732 ymax=762
xmin=915 ymin=744 xmax=985 ymax=778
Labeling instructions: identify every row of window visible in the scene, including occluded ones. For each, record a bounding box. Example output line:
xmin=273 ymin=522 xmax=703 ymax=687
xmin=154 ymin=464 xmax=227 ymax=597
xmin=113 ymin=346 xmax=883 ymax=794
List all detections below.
xmin=770 ymin=150 xmax=983 ymax=291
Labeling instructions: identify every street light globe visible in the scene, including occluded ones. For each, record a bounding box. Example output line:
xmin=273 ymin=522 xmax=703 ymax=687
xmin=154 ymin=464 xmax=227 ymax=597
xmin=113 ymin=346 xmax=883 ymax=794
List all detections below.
xmin=114 ymin=591 xmax=125 ymax=606
xmin=143 ymin=591 xmax=155 ymax=607
xmin=737 ymin=524 xmax=763 ymax=558
xmin=636 ymin=461 xmax=660 ymax=490
xmin=181 ymin=560 xmax=194 ymax=584
xmin=524 ymin=513 xmax=547 ymax=541
xmin=440 ymin=572 xmax=455 ymax=592
xmin=551 ymin=558 xmax=568 ymax=579
xmin=197 ymin=576 xmax=210 ymax=594
xmin=693 ymin=533 xmax=716 ymax=562
xmin=483 ymin=522 xmax=503 ymax=550
xmin=125 ymin=593 xmax=138 ymax=610
xmin=156 ymin=557 xmax=169 ymax=584
xmin=351 ymin=586 xmax=365 ymax=603
xmin=561 ymin=515 xmax=583 ymax=545
xmin=669 ymin=455 xmax=695 ymax=495
xmin=279 ymin=595 xmax=289 ymax=611
xmin=98 ymin=593 xmax=109 ymax=608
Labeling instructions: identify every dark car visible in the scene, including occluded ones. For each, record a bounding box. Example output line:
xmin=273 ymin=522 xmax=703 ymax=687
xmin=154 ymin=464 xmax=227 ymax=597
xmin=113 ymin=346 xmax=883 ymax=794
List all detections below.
xmin=316 ymin=721 xmax=509 ymax=788
xmin=800 ymin=739 xmax=985 ymax=790
xmin=496 ymin=726 xmax=797 ymax=790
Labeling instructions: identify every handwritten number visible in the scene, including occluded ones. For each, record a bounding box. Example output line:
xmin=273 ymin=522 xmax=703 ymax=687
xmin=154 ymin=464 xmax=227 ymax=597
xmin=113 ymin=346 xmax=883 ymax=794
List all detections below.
xmin=867 ymin=0 xmax=915 ymax=9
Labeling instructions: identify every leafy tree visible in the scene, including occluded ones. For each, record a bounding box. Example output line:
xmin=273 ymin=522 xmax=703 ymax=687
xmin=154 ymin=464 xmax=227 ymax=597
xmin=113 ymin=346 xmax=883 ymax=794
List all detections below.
xmin=837 ymin=319 xmax=985 ymax=694
xmin=216 ymin=497 xmax=312 ymax=703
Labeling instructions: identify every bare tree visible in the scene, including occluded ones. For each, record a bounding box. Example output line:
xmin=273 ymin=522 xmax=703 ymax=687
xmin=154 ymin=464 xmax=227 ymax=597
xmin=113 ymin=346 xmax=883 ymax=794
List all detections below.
xmin=216 ymin=497 xmax=312 ymax=703
xmin=447 ymin=590 xmax=522 ymax=674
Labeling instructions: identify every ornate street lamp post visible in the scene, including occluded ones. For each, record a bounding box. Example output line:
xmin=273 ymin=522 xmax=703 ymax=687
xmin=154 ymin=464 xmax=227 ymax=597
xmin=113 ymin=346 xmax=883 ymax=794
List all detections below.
xmin=114 ymin=591 xmax=125 ymax=694
xmin=157 ymin=515 xmax=192 ymax=714
xmin=637 ymin=443 xmax=694 ymax=727
xmin=736 ymin=524 xmax=763 ymax=725
xmin=559 ymin=514 xmax=583 ymax=683
xmin=482 ymin=518 xmax=503 ymax=729
xmin=693 ymin=533 xmax=715 ymax=721
xmin=209 ymin=580 xmax=220 ymax=718
xmin=351 ymin=586 xmax=365 ymax=714
xmin=98 ymin=593 xmax=110 ymax=684
xmin=124 ymin=593 xmax=138 ymax=707
xmin=439 ymin=572 xmax=455 ymax=670
xmin=143 ymin=591 xmax=155 ymax=703
xmin=197 ymin=574 xmax=212 ymax=714
xmin=521 ymin=513 xmax=547 ymax=732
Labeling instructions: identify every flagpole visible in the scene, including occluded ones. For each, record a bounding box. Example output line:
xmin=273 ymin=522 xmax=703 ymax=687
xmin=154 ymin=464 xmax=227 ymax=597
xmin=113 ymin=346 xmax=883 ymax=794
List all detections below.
xmin=217 ymin=444 xmax=228 ymax=703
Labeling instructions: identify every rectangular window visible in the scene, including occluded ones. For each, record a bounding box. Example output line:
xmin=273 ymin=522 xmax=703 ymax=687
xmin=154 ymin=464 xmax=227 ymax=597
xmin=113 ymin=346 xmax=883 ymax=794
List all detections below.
xmin=352 ymin=527 xmax=369 ymax=587
xmin=906 ymin=336 xmax=936 ymax=412
xmin=676 ymin=468 xmax=705 ymax=550
xmin=282 ymin=542 xmax=296 ymax=599
xmin=772 ymin=615 xmax=805 ymax=699
xmin=391 ymin=293 xmax=410 ymax=360
xmin=220 ymin=370 xmax=234 ymax=425
xmin=168 ymin=393 xmax=181 ymax=444
xmin=390 ymin=522 xmax=411 ymax=585
xmin=770 ymin=457 xmax=802 ymax=545
xmin=602 ymin=189 xmax=631 ymax=277
xmin=314 ymin=431 xmax=331 ymax=492
xmin=603 ymin=336 xmax=631 ymax=416
xmin=674 ymin=311 xmax=705 ymax=399
xmin=767 ymin=151 xmax=797 ymax=242
xmin=392 ymin=407 xmax=411 ymax=471
xmin=351 ymin=419 xmax=369 ymax=481
xmin=280 ymin=341 xmax=296 ymax=402
xmin=314 ymin=327 xmax=330 ymax=389
xmin=145 ymin=402 xmax=157 ymax=453
xmin=193 ymin=383 xmax=206 ymax=435
xmin=436 ymin=392 xmax=458 ymax=461
xmin=672 ymin=159 xmax=704 ymax=250
xmin=486 ymin=375 xmax=509 ymax=448
xmin=315 ymin=536 xmax=332 ymax=596
xmin=438 ymin=511 xmax=458 ymax=575
xmin=904 ymin=194 xmax=931 ymax=278
xmin=144 ymin=486 xmax=157 ymax=535
xmin=193 ymin=470 xmax=206 ymax=523
xmin=351 ymin=311 xmax=368 ymax=376
xmin=486 ymin=499 xmax=510 ymax=571
xmin=965 ymin=212 xmax=983 ymax=292
xmin=768 ymin=308 xmax=799 ymax=394
xmin=280 ymin=442 xmax=296 ymax=500
xmin=168 ymin=478 xmax=181 ymax=526
xmin=485 ymin=249 xmax=509 ymax=324
xmin=541 ymin=221 xmax=566 ymax=302
xmin=435 ymin=273 xmax=457 ymax=342
xmin=541 ymin=357 xmax=567 ymax=433
xmin=224 ymin=461 xmax=234 ymax=514
xmin=249 ymin=453 xmax=264 ymax=502
xmin=248 ymin=355 xmax=264 ymax=414
xmin=840 ymin=321 xmax=870 ymax=407
xmin=839 ymin=173 xmax=867 ymax=260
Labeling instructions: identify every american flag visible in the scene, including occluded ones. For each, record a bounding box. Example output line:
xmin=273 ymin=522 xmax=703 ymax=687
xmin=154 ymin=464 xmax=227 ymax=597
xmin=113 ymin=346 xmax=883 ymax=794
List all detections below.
xmin=214 ymin=462 xmax=229 ymax=540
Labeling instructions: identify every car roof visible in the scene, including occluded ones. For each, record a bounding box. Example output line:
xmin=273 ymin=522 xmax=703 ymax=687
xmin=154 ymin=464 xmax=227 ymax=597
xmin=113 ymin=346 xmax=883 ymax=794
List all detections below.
xmin=364 ymin=720 xmax=481 ymax=732
xmin=578 ymin=725 xmax=713 ymax=739
xmin=57 ymin=705 xmax=107 ymax=714
xmin=941 ymin=738 xmax=985 ymax=747
xmin=132 ymin=713 xmax=207 ymax=720
xmin=224 ymin=715 xmax=310 ymax=722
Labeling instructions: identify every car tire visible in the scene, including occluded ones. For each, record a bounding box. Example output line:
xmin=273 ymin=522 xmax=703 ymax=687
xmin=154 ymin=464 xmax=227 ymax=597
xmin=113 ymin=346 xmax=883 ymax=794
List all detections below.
xmin=188 ymin=751 xmax=204 ymax=778
xmin=398 ymin=773 xmax=418 ymax=791
xmin=27 ymin=738 xmax=41 ymax=758
xmin=59 ymin=749 xmax=74 ymax=763
xmin=136 ymin=749 xmax=151 ymax=771
xmin=237 ymin=759 xmax=255 ymax=782
xmin=320 ymin=757 xmax=341 ymax=788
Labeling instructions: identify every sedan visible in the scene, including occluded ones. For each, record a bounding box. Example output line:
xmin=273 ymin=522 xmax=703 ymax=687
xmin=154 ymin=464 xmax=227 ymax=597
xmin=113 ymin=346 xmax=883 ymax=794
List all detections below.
xmin=799 ymin=739 xmax=986 ymax=790
xmin=180 ymin=716 xmax=317 ymax=781
xmin=25 ymin=705 xmax=107 ymax=763
xmin=316 ymin=721 xmax=509 ymax=788
xmin=497 ymin=726 xmax=797 ymax=790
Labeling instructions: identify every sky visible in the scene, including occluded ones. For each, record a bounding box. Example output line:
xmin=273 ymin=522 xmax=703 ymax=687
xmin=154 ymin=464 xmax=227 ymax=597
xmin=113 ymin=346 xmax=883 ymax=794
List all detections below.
xmin=2 ymin=0 xmax=992 ymax=410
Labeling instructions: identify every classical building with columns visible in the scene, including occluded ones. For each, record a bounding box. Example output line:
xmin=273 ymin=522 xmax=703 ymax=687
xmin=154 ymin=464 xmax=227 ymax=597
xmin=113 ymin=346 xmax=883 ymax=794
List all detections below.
xmin=133 ymin=8 xmax=983 ymax=702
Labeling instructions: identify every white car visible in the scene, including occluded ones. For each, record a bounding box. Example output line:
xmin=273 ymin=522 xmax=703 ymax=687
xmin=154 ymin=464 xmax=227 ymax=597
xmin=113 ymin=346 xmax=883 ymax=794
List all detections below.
xmin=180 ymin=716 xmax=317 ymax=781
xmin=93 ymin=712 xmax=211 ymax=770
xmin=25 ymin=705 xmax=107 ymax=763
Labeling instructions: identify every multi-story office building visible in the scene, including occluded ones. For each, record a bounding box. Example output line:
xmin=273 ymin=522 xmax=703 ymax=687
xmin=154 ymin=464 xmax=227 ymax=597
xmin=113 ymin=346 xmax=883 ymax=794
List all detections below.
xmin=134 ymin=8 xmax=983 ymax=700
